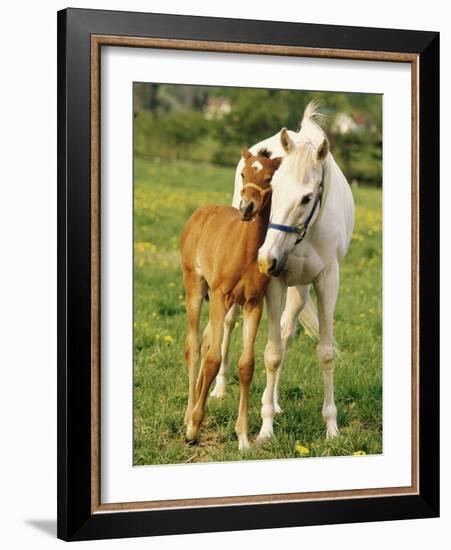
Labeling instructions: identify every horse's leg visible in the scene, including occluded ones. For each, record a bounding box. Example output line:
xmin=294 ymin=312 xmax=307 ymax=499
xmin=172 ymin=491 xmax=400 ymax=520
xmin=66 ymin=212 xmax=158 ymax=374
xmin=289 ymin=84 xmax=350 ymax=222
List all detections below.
xmin=275 ymin=285 xmax=310 ymax=413
xmin=183 ymin=270 xmax=206 ymax=426
xmin=257 ymin=278 xmax=286 ymax=444
xmin=314 ymin=261 xmax=340 ymax=438
xmin=211 ymin=304 xmax=239 ymax=398
xmin=235 ymin=301 xmax=263 ymax=451
xmin=186 ymin=291 xmax=226 ymax=443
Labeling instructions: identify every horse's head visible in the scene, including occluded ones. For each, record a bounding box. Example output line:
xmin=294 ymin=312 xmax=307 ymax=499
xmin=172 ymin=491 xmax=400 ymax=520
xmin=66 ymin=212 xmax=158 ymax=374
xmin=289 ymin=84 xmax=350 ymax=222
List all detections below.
xmin=258 ymin=127 xmax=329 ymax=276
xmin=239 ymin=148 xmax=282 ymax=221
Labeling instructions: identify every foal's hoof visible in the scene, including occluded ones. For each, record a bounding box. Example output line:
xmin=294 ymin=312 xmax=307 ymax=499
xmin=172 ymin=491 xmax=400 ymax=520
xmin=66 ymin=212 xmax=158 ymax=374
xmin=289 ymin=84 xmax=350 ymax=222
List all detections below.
xmin=185 ymin=437 xmax=199 ymax=447
xmin=274 ymin=403 xmax=283 ymax=415
xmin=238 ymin=437 xmax=251 ymax=452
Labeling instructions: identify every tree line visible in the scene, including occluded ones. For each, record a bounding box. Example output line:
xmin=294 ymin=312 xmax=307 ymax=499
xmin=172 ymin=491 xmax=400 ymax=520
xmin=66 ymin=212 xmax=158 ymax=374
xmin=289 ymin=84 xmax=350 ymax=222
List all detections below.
xmin=134 ymin=83 xmax=382 ymax=186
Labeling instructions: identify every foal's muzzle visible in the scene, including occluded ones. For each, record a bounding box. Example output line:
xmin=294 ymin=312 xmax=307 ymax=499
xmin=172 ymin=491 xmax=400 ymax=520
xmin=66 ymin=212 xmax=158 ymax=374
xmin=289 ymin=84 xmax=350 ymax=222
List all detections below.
xmin=239 ymin=199 xmax=257 ymax=221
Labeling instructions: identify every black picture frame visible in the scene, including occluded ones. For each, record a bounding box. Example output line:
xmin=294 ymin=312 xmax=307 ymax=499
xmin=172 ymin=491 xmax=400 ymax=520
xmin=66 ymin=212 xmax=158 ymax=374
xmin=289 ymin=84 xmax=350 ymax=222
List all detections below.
xmin=57 ymin=7 xmax=439 ymax=541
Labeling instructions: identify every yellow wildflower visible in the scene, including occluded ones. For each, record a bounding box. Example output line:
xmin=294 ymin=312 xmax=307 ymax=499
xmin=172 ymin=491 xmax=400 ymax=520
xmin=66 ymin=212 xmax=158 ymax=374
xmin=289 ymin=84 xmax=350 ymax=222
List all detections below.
xmin=295 ymin=442 xmax=310 ymax=456
xmin=353 ymin=450 xmax=367 ymax=456
xmin=163 ymin=335 xmax=174 ymax=344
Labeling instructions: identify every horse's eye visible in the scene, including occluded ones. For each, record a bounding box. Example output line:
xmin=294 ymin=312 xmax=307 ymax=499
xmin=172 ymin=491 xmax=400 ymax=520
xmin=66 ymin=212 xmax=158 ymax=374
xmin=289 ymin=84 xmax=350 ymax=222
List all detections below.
xmin=301 ymin=194 xmax=313 ymax=205
xmin=241 ymin=172 xmax=244 ymax=179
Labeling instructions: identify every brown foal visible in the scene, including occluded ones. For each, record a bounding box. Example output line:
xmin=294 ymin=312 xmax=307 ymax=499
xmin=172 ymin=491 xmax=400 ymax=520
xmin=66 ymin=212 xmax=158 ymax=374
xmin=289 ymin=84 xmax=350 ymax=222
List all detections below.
xmin=180 ymin=149 xmax=282 ymax=450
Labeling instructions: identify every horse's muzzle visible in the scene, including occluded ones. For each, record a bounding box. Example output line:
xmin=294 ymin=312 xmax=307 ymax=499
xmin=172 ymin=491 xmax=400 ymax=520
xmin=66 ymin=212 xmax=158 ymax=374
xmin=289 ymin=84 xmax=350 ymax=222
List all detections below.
xmin=258 ymin=255 xmax=285 ymax=277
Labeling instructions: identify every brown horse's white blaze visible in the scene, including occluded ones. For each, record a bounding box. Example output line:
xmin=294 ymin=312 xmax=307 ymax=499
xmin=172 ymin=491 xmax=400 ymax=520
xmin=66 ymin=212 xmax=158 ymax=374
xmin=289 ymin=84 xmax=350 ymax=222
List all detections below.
xmin=180 ymin=149 xmax=282 ymax=450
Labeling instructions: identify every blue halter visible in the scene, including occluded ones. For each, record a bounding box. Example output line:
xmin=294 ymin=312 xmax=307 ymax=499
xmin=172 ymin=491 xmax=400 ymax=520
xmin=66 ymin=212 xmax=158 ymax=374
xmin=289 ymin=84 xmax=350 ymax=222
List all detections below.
xmin=268 ymin=167 xmax=325 ymax=245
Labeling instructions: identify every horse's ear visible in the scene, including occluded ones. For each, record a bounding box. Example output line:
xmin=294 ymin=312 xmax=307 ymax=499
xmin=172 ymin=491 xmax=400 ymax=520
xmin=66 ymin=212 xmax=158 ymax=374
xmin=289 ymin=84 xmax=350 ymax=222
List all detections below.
xmin=280 ymin=128 xmax=294 ymax=153
xmin=316 ymin=138 xmax=329 ymax=164
xmin=241 ymin=148 xmax=252 ymax=161
xmin=272 ymin=156 xmax=283 ymax=171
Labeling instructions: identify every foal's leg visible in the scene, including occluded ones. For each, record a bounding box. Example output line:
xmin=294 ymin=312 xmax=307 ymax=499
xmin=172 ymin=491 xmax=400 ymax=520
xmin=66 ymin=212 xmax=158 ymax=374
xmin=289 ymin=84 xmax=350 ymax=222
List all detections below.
xmin=314 ymin=261 xmax=340 ymax=438
xmin=183 ymin=271 xmax=206 ymax=426
xmin=195 ymin=322 xmax=211 ymax=395
xmin=257 ymin=278 xmax=286 ymax=444
xmin=211 ymin=304 xmax=239 ymax=398
xmin=235 ymin=301 xmax=263 ymax=451
xmin=186 ymin=291 xmax=226 ymax=443
xmin=274 ymin=285 xmax=310 ymax=413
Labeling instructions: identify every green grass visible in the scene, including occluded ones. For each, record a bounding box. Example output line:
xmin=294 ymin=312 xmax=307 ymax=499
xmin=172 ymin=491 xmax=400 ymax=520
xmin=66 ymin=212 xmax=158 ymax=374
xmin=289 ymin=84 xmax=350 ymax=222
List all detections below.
xmin=133 ymin=157 xmax=382 ymax=465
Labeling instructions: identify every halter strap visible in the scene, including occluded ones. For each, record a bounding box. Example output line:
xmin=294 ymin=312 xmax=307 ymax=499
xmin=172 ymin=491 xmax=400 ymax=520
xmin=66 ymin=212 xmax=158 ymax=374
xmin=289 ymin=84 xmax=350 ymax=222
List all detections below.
xmin=268 ymin=166 xmax=325 ymax=245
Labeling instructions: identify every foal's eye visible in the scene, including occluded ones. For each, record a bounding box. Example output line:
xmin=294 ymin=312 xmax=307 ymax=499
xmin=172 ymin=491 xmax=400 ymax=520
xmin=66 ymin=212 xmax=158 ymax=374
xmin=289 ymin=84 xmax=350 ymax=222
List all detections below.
xmin=241 ymin=172 xmax=244 ymax=179
xmin=301 ymin=193 xmax=313 ymax=205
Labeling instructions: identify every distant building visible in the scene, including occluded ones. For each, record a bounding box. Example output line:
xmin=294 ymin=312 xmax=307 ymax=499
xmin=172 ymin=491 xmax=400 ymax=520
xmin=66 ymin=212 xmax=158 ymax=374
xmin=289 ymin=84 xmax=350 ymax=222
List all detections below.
xmin=204 ymin=97 xmax=232 ymax=120
xmin=331 ymin=112 xmax=367 ymax=135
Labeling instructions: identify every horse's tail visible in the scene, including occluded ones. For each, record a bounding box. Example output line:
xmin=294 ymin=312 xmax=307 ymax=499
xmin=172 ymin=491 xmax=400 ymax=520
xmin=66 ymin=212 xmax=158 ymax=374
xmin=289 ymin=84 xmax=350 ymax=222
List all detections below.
xmin=298 ymin=296 xmax=320 ymax=342
xmin=298 ymin=295 xmax=340 ymax=352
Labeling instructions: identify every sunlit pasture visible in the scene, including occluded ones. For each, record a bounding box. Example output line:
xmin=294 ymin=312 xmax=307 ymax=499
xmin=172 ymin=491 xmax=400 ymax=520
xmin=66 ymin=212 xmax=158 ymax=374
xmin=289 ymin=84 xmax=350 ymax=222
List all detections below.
xmin=133 ymin=158 xmax=382 ymax=465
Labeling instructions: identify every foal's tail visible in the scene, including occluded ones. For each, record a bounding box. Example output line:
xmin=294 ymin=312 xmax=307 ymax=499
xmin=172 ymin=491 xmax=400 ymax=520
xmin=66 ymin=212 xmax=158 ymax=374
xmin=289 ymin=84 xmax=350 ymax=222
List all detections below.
xmin=298 ymin=295 xmax=340 ymax=352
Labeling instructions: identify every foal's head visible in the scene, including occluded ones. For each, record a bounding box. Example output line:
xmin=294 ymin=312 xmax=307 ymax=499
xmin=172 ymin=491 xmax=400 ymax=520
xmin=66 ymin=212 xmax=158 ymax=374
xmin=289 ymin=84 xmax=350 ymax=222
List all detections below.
xmin=239 ymin=149 xmax=283 ymax=221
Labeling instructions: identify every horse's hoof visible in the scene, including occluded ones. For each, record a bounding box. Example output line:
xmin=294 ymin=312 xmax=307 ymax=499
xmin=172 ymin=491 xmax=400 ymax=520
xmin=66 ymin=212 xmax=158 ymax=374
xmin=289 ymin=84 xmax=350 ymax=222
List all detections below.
xmin=256 ymin=431 xmax=273 ymax=446
xmin=326 ymin=424 xmax=339 ymax=439
xmin=274 ymin=403 xmax=283 ymax=415
xmin=185 ymin=437 xmax=199 ymax=447
xmin=210 ymin=387 xmax=227 ymax=399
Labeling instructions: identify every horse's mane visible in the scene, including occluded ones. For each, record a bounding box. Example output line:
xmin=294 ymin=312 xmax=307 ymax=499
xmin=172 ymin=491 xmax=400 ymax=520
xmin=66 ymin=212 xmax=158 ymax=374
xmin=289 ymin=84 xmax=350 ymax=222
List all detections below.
xmin=298 ymin=100 xmax=327 ymax=147
xmin=281 ymin=101 xmax=328 ymax=181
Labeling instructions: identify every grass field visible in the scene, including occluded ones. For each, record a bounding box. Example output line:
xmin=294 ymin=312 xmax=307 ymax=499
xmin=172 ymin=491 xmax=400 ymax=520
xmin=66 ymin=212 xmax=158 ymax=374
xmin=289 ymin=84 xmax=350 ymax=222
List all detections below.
xmin=133 ymin=157 xmax=382 ymax=465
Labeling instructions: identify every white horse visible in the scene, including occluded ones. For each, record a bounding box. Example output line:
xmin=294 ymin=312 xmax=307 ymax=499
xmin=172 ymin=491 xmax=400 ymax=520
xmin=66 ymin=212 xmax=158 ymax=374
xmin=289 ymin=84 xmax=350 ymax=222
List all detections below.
xmin=210 ymin=101 xmax=355 ymax=443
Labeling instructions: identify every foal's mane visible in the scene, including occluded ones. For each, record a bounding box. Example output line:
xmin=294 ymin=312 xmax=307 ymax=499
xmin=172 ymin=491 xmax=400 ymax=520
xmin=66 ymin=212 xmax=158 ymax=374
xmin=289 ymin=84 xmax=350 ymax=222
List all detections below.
xmin=256 ymin=147 xmax=272 ymax=159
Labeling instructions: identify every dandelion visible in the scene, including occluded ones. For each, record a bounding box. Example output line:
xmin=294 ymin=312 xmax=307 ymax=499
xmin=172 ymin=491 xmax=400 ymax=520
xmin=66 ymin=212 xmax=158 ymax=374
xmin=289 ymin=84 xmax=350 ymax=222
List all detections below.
xmin=353 ymin=450 xmax=367 ymax=456
xmin=295 ymin=442 xmax=310 ymax=456
xmin=163 ymin=335 xmax=174 ymax=344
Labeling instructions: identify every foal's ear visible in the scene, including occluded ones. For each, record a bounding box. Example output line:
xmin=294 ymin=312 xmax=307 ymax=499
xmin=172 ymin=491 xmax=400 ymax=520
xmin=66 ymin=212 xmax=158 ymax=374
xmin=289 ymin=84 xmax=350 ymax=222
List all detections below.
xmin=241 ymin=148 xmax=253 ymax=161
xmin=271 ymin=156 xmax=283 ymax=171
xmin=280 ymin=128 xmax=294 ymax=153
xmin=316 ymin=138 xmax=329 ymax=164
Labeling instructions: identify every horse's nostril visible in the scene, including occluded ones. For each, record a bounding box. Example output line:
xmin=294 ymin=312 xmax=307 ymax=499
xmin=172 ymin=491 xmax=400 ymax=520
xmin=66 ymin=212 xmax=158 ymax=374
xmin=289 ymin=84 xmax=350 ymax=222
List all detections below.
xmin=268 ymin=258 xmax=277 ymax=273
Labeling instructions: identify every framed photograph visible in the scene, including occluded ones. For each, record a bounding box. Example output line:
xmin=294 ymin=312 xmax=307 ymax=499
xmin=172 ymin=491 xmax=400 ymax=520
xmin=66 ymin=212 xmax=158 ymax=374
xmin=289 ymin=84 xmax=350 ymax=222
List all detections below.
xmin=57 ymin=8 xmax=439 ymax=541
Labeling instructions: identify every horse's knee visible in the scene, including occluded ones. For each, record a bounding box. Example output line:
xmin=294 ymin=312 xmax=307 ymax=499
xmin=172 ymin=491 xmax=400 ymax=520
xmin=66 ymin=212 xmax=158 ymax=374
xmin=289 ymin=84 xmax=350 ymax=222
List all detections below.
xmin=316 ymin=344 xmax=335 ymax=372
xmin=264 ymin=341 xmax=283 ymax=372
